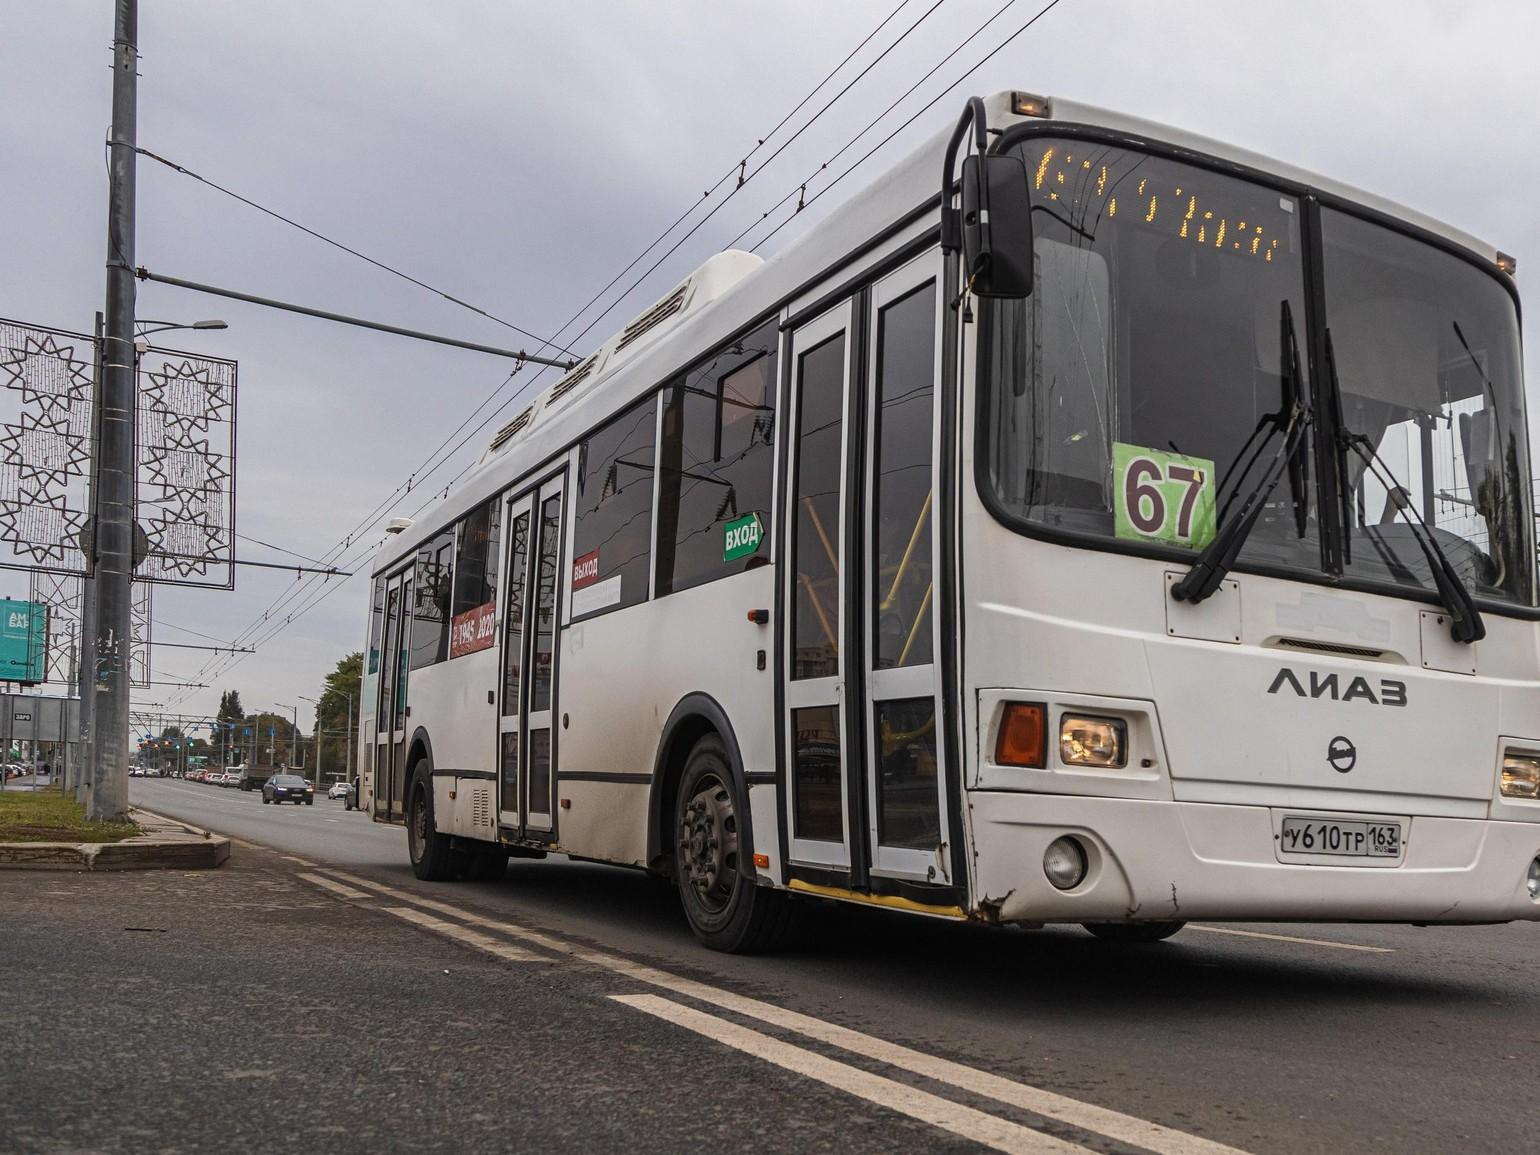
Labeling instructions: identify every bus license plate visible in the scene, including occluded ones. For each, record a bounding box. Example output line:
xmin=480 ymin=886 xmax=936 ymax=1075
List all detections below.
xmin=1280 ymin=816 xmax=1401 ymax=858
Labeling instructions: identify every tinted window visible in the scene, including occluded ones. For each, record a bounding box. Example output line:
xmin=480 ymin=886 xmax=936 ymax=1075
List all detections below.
xmin=791 ymin=334 xmax=846 ymax=680
xmin=501 ymin=507 xmax=530 ymax=717
xmin=656 ymin=320 xmax=778 ymax=594
xmin=450 ymin=498 xmax=501 ymax=658
xmin=571 ymin=398 xmax=656 ymax=620
xmin=872 ymin=283 xmax=936 ymax=669
xmin=410 ymin=529 xmax=453 ymax=669
xmin=531 ymin=494 xmax=561 ymax=712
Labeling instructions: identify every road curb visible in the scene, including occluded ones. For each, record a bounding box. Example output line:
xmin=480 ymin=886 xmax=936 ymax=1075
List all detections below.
xmin=0 ymin=806 xmax=231 ymax=872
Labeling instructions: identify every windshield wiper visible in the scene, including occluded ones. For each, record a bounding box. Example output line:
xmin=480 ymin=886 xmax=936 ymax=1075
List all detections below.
xmin=1171 ymin=301 xmax=1309 ymax=605
xmin=1324 ymin=329 xmax=1485 ymax=643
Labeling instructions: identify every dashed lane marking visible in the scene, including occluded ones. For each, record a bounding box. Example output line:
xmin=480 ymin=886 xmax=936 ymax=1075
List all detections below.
xmin=297 ymin=872 xmax=369 ymax=900
xmin=380 ymin=905 xmax=545 ymax=962
xmin=281 ymin=855 xmax=317 ymax=868
xmin=612 ymin=994 xmax=1093 ymax=1154
xmin=318 ymin=868 xmax=1252 ymax=1155
xmin=1188 ymin=925 xmax=1394 ymax=953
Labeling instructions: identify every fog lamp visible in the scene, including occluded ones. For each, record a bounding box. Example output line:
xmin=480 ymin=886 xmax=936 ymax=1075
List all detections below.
xmin=1500 ymin=752 xmax=1540 ymax=799
xmin=1043 ymin=836 xmax=1087 ymax=890
xmin=1059 ymin=715 xmax=1127 ymax=768
xmin=1528 ymin=857 xmax=1540 ymax=902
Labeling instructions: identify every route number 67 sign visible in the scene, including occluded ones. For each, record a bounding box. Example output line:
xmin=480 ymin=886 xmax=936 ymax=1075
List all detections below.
xmin=1113 ymin=442 xmax=1217 ymax=550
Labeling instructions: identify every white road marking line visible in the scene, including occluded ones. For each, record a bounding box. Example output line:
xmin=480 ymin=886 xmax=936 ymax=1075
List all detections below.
xmin=280 ymin=855 xmax=317 ymax=868
xmin=1187 ymin=925 xmax=1394 ymax=953
xmin=318 ymin=869 xmax=1251 ymax=1155
xmin=380 ymin=906 xmax=544 ymax=962
xmin=612 ymin=994 xmax=1091 ymax=1155
xmin=297 ymin=872 xmax=369 ymax=900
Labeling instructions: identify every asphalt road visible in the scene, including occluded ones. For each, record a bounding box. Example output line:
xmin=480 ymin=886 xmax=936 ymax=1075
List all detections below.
xmin=27 ymin=777 xmax=1537 ymax=1153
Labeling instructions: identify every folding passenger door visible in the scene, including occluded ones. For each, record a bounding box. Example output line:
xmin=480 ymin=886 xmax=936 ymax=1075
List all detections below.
xmin=860 ymin=255 xmax=950 ymax=884
xmin=780 ymin=253 xmax=952 ymax=887
xmin=494 ymin=474 xmax=566 ymax=838
xmin=374 ymin=566 xmax=413 ymax=822
xmin=783 ymin=302 xmax=855 ymax=870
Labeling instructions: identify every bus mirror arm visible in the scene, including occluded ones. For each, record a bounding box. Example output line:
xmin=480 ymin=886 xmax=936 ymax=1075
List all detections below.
xmin=940 ymin=97 xmax=1034 ymax=300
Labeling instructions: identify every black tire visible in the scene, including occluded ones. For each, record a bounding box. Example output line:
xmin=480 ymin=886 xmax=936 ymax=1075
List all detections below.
xmin=305 ymin=798 xmax=313 ymax=806
xmin=262 ymin=796 xmax=270 ymax=805
xmin=673 ymin=734 xmax=791 ymax=953
xmin=1083 ymin=921 xmax=1186 ymax=943
xmin=407 ymin=762 xmax=456 ymax=881
xmin=462 ymin=847 xmax=509 ymax=882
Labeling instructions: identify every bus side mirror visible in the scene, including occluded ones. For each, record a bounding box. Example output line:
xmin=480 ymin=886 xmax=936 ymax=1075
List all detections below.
xmin=960 ymin=152 xmax=1034 ymax=298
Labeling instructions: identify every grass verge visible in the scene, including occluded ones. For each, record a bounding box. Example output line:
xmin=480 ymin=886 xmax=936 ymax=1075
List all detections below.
xmin=0 ymin=788 xmax=140 ymax=843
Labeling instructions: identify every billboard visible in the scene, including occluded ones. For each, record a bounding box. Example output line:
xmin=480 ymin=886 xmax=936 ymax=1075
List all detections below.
xmin=0 ymin=597 xmax=47 ymax=684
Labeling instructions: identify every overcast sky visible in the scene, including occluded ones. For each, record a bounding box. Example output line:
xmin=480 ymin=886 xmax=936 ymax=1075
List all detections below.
xmin=3 ymin=0 xmax=1537 ymax=736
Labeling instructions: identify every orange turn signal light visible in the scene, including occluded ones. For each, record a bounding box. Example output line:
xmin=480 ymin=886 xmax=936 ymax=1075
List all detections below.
xmin=995 ymin=702 xmax=1047 ymax=768
xmin=752 ymin=853 xmax=769 ymax=869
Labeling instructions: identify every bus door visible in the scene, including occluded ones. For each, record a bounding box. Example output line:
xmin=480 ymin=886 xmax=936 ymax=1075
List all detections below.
xmin=374 ymin=566 xmax=413 ymax=822
xmin=782 ymin=254 xmax=951 ymax=887
xmin=496 ymin=475 xmax=566 ymax=837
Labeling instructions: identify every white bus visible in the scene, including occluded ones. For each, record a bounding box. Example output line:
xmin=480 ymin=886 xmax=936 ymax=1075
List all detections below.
xmin=359 ymin=91 xmax=1540 ymax=952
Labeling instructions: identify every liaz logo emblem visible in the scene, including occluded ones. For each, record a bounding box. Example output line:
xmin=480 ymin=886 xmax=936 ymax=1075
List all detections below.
xmin=1267 ymin=666 xmax=1407 ymax=708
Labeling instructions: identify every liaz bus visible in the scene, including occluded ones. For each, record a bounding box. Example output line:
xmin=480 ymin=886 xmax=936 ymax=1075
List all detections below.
xmin=359 ymin=91 xmax=1540 ymax=952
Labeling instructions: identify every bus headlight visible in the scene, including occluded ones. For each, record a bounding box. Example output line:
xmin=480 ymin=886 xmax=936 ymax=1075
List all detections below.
xmin=1500 ymin=752 xmax=1540 ymax=799
xmin=1059 ymin=715 xmax=1127 ymax=768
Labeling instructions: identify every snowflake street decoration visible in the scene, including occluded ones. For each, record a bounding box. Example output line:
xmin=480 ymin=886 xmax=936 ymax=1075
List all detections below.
xmin=136 ymin=346 xmax=236 ymax=588
xmin=0 ymin=320 xmax=237 ymax=586
xmin=0 ymin=320 xmax=95 ymax=574
xmin=27 ymin=570 xmax=152 ymax=687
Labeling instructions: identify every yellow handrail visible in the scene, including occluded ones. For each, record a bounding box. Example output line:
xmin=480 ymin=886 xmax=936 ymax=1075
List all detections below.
xmin=880 ymin=490 xmax=931 ymax=612
xmin=896 ymin=582 xmax=934 ymax=667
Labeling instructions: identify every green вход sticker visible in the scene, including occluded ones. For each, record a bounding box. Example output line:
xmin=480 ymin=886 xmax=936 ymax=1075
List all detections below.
xmin=724 ymin=511 xmax=765 ymax=562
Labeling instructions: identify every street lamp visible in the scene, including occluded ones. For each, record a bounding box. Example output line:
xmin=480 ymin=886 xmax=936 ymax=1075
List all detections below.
xmin=274 ymin=703 xmax=299 ymax=778
xmin=300 ymin=691 xmax=354 ymax=786
xmin=134 ymin=319 xmax=228 ymax=355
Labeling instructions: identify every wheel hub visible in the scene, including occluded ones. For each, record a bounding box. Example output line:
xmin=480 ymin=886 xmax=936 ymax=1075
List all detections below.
xmin=679 ymin=780 xmax=737 ymax=903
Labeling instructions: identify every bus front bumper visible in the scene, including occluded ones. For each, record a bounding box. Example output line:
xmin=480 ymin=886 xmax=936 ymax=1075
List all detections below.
xmin=967 ymin=794 xmax=1540 ymax=924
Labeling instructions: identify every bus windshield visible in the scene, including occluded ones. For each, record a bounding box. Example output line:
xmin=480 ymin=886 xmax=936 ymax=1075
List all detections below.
xmin=979 ymin=137 xmax=1533 ymax=607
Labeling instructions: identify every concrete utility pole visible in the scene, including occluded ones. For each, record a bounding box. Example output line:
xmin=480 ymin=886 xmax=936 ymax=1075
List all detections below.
xmin=92 ymin=0 xmax=139 ymax=821
xmin=76 ymin=312 xmax=103 ymax=805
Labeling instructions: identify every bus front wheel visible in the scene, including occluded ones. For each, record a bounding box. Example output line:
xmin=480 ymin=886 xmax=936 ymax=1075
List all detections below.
xmin=407 ymin=763 xmax=456 ymax=882
xmin=1083 ymin=921 xmax=1186 ymax=943
xmin=673 ymin=735 xmax=790 ymax=954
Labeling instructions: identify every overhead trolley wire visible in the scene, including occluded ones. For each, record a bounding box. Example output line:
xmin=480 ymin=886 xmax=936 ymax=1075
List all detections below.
xmin=743 ymin=0 xmax=1070 ymax=253
xmin=165 ymin=1 xmax=975 ymax=705
xmin=134 ymin=145 xmax=578 ymax=357
xmin=165 ymin=3 xmax=934 ymax=704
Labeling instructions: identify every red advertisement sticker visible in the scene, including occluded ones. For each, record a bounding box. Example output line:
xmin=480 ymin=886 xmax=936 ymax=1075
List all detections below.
xmin=571 ymin=548 xmax=601 ymax=590
xmin=449 ymin=601 xmax=496 ymax=659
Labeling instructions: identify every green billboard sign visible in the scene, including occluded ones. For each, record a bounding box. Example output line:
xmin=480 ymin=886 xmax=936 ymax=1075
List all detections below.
xmin=0 ymin=599 xmax=48 ymax=685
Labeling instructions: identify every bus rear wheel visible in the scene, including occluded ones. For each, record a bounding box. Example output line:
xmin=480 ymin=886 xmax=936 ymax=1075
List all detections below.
xmin=407 ymin=764 xmax=456 ymax=881
xmin=1083 ymin=921 xmax=1186 ymax=943
xmin=673 ymin=735 xmax=790 ymax=954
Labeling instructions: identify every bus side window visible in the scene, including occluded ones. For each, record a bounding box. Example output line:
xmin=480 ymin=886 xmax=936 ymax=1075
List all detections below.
xmin=570 ymin=396 xmax=657 ymax=621
xmin=410 ymin=529 xmax=453 ymax=669
xmin=655 ymin=317 xmax=778 ymax=596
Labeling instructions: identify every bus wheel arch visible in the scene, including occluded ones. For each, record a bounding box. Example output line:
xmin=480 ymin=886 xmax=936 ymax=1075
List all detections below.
xmin=648 ymin=695 xmax=756 ymax=881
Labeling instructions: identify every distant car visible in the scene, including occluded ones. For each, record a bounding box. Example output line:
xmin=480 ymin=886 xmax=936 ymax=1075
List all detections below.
xmin=327 ymin=781 xmax=350 ymax=800
xmin=263 ymin=774 xmax=314 ymax=805
xmin=130 ymin=768 xmax=144 ymax=777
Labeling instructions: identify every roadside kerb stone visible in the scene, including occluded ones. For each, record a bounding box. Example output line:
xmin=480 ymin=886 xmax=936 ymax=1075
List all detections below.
xmin=0 ymin=807 xmax=230 ymax=871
